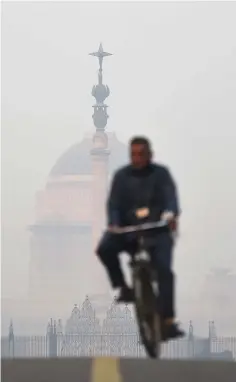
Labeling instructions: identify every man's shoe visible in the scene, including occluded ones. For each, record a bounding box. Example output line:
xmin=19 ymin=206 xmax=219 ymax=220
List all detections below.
xmin=162 ymin=323 xmax=185 ymax=341
xmin=116 ymin=286 xmax=134 ymax=303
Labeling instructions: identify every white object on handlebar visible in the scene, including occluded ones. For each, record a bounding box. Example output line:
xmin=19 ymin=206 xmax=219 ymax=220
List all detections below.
xmin=160 ymin=210 xmax=175 ymax=222
xmin=108 ymin=220 xmax=169 ymax=234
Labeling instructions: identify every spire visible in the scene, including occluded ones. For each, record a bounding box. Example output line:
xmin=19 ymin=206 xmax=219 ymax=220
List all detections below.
xmin=208 ymin=320 xmax=217 ymax=340
xmin=89 ymin=43 xmax=113 ymax=131
xmin=188 ymin=320 xmax=194 ymax=340
xmin=9 ymin=320 xmax=14 ymax=340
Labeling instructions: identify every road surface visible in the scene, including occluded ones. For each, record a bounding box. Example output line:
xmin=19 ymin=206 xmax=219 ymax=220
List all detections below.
xmin=2 ymin=357 xmax=236 ymax=382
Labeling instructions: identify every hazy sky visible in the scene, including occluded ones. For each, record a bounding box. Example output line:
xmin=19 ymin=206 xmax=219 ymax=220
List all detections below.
xmin=1 ymin=1 xmax=236 ymax=300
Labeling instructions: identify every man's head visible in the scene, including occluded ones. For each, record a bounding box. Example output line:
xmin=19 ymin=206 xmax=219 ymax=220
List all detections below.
xmin=129 ymin=136 xmax=152 ymax=169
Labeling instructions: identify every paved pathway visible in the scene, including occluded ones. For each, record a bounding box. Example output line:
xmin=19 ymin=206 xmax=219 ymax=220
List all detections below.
xmin=2 ymin=358 xmax=236 ymax=382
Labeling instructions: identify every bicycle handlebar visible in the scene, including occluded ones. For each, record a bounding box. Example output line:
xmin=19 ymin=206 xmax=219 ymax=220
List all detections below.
xmin=108 ymin=220 xmax=169 ymax=234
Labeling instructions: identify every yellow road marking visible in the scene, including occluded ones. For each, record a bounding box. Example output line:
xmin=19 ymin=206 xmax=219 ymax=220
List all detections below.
xmin=91 ymin=357 xmax=122 ymax=382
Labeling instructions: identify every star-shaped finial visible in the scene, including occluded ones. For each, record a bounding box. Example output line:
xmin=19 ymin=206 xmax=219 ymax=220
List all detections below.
xmin=89 ymin=43 xmax=112 ymax=59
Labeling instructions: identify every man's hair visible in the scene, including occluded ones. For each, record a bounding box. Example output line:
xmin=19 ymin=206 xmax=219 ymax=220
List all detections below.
xmin=130 ymin=136 xmax=151 ymax=151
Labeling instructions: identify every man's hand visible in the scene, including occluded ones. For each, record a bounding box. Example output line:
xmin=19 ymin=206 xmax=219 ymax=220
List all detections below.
xmin=160 ymin=211 xmax=178 ymax=232
xmin=169 ymin=218 xmax=178 ymax=232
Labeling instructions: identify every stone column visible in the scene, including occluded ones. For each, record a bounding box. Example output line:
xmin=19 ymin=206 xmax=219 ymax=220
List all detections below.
xmin=90 ymin=131 xmax=110 ymax=250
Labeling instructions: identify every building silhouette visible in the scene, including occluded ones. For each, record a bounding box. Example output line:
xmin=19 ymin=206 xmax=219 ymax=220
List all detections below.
xmin=28 ymin=44 xmax=128 ymax=310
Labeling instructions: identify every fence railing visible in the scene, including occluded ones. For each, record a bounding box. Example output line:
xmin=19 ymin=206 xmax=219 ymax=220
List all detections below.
xmin=2 ymin=333 xmax=236 ymax=360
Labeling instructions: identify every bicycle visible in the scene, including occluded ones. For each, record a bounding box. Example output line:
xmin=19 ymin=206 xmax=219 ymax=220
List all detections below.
xmin=109 ymin=208 xmax=170 ymax=359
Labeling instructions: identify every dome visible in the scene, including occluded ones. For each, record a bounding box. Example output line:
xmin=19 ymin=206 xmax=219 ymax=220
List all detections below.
xmin=49 ymin=132 xmax=128 ymax=177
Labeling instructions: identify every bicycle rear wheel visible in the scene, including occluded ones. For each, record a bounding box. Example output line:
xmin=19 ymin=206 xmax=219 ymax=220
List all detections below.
xmin=132 ymin=261 xmax=162 ymax=358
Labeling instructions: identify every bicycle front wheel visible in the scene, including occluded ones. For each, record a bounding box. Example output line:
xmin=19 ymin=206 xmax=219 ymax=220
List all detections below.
xmin=132 ymin=261 xmax=161 ymax=358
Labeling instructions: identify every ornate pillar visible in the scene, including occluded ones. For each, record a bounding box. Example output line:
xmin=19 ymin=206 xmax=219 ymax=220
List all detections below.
xmin=89 ymin=44 xmax=112 ymax=250
xmin=188 ymin=320 xmax=194 ymax=358
xmin=47 ymin=318 xmax=58 ymax=357
xmin=8 ymin=320 xmax=14 ymax=358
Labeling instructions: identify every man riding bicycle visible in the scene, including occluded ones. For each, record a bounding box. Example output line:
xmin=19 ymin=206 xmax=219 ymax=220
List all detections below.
xmin=96 ymin=136 xmax=184 ymax=340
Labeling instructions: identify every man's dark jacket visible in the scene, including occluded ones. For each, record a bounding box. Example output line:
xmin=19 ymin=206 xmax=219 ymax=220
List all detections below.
xmin=107 ymin=163 xmax=180 ymax=226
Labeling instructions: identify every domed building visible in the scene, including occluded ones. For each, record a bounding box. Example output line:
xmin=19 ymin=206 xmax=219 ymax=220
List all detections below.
xmin=28 ymin=44 xmax=128 ymax=311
